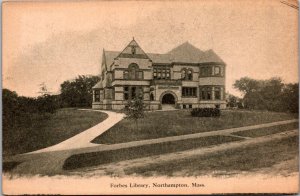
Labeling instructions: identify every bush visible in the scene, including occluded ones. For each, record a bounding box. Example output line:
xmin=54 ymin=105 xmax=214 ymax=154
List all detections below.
xmin=191 ymin=108 xmax=221 ymax=117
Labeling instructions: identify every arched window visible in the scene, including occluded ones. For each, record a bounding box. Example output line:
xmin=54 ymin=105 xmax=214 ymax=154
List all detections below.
xmin=126 ymin=63 xmax=143 ymax=80
xmin=128 ymin=63 xmax=138 ymax=79
xmin=181 ymin=69 xmax=187 ymax=80
xmin=187 ymin=69 xmax=193 ymax=80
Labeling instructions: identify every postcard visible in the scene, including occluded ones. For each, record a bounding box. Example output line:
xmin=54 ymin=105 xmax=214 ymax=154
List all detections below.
xmin=2 ymin=0 xmax=299 ymax=194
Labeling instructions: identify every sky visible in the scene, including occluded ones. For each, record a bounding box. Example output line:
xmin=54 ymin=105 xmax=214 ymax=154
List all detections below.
xmin=3 ymin=0 xmax=298 ymax=97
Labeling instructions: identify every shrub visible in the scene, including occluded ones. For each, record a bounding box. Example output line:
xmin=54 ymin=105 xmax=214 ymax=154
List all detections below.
xmin=191 ymin=108 xmax=221 ymax=117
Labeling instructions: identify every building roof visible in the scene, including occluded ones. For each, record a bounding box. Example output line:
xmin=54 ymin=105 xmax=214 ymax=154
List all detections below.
xmin=92 ymin=81 xmax=103 ymax=89
xmin=102 ymin=41 xmax=225 ymax=66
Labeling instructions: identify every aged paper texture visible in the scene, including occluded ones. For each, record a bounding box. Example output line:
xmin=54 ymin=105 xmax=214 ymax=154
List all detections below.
xmin=2 ymin=0 xmax=299 ymax=194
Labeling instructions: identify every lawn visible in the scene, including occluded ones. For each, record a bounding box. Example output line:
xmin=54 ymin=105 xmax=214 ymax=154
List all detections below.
xmin=92 ymin=110 xmax=298 ymax=144
xmin=233 ymin=122 xmax=299 ymax=138
xmin=3 ymin=108 xmax=108 ymax=156
xmin=63 ymin=135 xmax=242 ymax=170
xmin=124 ymin=135 xmax=299 ymax=177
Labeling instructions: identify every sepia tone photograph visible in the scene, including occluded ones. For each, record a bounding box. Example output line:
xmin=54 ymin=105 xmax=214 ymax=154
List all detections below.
xmin=2 ymin=0 xmax=299 ymax=194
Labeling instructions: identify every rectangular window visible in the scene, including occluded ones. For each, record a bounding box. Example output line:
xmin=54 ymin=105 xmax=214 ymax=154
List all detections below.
xmin=131 ymin=86 xmax=136 ymax=99
xmin=162 ymin=69 xmax=166 ymax=78
xmin=153 ymin=67 xmax=171 ymax=80
xmin=201 ymin=89 xmax=205 ymax=99
xmin=200 ymin=67 xmax=213 ymax=77
xmin=124 ymin=71 xmax=129 ymax=79
xmin=182 ymin=87 xmax=197 ymax=97
xmin=215 ymin=87 xmax=221 ymax=100
xmin=166 ymin=69 xmax=170 ymax=79
xmin=94 ymin=90 xmax=100 ymax=102
xmin=153 ymin=68 xmax=157 ymax=79
xmin=200 ymin=87 xmax=212 ymax=100
xmin=124 ymin=87 xmax=129 ymax=100
xmin=157 ymin=69 xmax=161 ymax=79
xmin=138 ymin=71 xmax=143 ymax=79
xmin=124 ymin=86 xmax=144 ymax=101
xmin=189 ymin=104 xmax=192 ymax=109
xmin=183 ymin=104 xmax=186 ymax=109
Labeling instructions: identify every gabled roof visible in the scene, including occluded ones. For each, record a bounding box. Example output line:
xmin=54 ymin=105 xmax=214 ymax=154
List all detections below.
xmin=101 ymin=41 xmax=225 ymax=67
xmin=116 ymin=38 xmax=150 ymax=60
xmin=103 ymin=50 xmax=119 ymax=68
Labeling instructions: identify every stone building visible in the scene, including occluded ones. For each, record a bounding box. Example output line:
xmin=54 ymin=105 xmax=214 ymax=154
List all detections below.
xmin=92 ymin=38 xmax=226 ymax=110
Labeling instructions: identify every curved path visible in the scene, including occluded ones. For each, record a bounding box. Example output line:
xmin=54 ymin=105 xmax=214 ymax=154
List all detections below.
xmin=28 ymin=109 xmax=125 ymax=154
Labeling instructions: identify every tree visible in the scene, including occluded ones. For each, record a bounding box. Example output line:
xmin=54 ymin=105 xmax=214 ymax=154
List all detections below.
xmin=226 ymin=93 xmax=239 ymax=108
xmin=124 ymin=95 xmax=146 ymax=131
xmin=233 ymin=77 xmax=298 ymax=113
xmin=280 ymin=83 xmax=299 ymax=113
xmin=233 ymin=77 xmax=261 ymax=95
xmin=38 ymin=82 xmax=51 ymax=96
xmin=60 ymin=75 xmax=100 ymax=107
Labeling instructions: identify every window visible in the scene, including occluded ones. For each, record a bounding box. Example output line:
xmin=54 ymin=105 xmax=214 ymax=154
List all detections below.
xmin=200 ymin=66 xmax=213 ymax=77
xmin=181 ymin=69 xmax=186 ymax=79
xmin=183 ymin=104 xmax=186 ymax=109
xmin=124 ymin=86 xmax=143 ymax=100
xmin=157 ymin=69 xmax=161 ymax=79
xmin=189 ymin=104 xmax=192 ymax=109
xmin=153 ymin=68 xmax=157 ymax=79
xmin=215 ymin=87 xmax=221 ymax=100
xmin=94 ymin=90 xmax=100 ymax=102
xmin=187 ymin=69 xmax=193 ymax=80
xmin=201 ymin=87 xmax=212 ymax=100
xmin=162 ymin=69 xmax=166 ymax=78
xmin=153 ymin=67 xmax=170 ymax=79
xmin=182 ymin=87 xmax=197 ymax=97
xmin=166 ymin=69 xmax=170 ymax=79
xmin=124 ymin=64 xmax=143 ymax=80
xmin=214 ymin=66 xmax=220 ymax=75
xmin=138 ymin=71 xmax=143 ymax=79
xmin=124 ymin=87 xmax=129 ymax=100
xmin=181 ymin=68 xmax=193 ymax=80
xmin=124 ymin=71 xmax=129 ymax=79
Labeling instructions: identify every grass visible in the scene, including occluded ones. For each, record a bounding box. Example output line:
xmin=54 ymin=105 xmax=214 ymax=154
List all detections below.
xmin=3 ymin=108 xmax=108 ymax=156
xmin=63 ymin=135 xmax=242 ymax=170
xmin=2 ymin=161 xmax=22 ymax=172
xmin=124 ymin=136 xmax=299 ymax=177
xmin=92 ymin=110 xmax=298 ymax=144
xmin=233 ymin=122 xmax=299 ymax=138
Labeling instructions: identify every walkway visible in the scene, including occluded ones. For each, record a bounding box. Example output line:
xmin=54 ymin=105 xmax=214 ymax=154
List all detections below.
xmin=61 ymin=119 xmax=298 ymax=154
xmin=5 ymin=118 xmax=298 ymax=176
xmin=28 ymin=109 xmax=125 ymax=154
xmin=70 ymin=129 xmax=298 ymax=177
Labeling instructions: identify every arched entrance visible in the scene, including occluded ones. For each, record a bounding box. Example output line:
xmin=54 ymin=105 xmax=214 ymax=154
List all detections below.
xmin=162 ymin=93 xmax=175 ymax=104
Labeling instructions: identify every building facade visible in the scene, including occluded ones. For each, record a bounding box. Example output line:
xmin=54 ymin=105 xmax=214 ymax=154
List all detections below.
xmin=92 ymin=39 xmax=226 ymax=110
